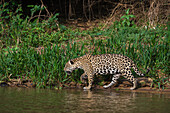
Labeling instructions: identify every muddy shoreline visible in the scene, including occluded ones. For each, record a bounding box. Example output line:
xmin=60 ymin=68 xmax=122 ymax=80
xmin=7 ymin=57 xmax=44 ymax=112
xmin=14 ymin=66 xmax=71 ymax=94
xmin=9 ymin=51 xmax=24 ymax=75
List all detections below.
xmin=64 ymin=83 xmax=170 ymax=94
xmin=1 ymin=80 xmax=170 ymax=94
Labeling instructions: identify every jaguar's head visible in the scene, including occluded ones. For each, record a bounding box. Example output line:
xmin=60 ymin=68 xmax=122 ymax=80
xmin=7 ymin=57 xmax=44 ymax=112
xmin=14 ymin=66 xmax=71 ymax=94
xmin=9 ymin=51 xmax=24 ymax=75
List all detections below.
xmin=64 ymin=60 xmax=78 ymax=75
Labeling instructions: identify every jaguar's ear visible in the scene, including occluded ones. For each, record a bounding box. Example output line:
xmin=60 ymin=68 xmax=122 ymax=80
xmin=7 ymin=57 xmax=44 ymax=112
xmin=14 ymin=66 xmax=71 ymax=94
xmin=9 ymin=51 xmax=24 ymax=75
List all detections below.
xmin=69 ymin=60 xmax=74 ymax=65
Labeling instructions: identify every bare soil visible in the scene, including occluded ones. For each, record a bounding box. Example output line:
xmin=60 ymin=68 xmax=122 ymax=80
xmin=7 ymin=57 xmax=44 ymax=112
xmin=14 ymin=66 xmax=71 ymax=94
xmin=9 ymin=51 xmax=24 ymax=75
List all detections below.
xmin=65 ymin=81 xmax=170 ymax=94
xmin=1 ymin=78 xmax=170 ymax=94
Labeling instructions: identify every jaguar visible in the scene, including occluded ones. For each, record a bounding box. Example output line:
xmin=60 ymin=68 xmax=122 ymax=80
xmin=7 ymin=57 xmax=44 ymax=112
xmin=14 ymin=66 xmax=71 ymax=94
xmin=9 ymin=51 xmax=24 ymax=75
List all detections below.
xmin=64 ymin=54 xmax=150 ymax=90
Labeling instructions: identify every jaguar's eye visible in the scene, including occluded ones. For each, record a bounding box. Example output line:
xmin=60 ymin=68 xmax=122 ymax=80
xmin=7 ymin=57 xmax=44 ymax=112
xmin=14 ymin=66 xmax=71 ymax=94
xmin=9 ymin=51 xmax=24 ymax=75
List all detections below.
xmin=70 ymin=60 xmax=74 ymax=65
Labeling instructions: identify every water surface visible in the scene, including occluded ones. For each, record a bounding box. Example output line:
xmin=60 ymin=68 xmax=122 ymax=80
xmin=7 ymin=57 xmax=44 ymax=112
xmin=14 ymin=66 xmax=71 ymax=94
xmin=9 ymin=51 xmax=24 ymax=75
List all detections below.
xmin=0 ymin=87 xmax=169 ymax=113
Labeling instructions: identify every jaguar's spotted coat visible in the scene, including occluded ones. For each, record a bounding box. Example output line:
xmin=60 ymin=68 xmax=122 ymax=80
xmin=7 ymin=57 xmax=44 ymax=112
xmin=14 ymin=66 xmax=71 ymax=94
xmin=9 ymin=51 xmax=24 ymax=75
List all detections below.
xmin=64 ymin=54 xmax=150 ymax=90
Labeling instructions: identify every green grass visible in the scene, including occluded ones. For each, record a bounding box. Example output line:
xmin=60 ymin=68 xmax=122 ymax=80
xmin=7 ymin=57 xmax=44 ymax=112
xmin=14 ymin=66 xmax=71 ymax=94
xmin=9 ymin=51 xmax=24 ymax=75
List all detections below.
xmin=0 ymin=3 xmax=169 ymax=89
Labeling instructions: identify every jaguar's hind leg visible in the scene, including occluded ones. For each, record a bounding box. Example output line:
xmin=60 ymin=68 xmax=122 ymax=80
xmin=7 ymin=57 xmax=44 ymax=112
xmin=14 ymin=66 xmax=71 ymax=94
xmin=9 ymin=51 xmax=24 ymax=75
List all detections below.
xmin=122 ymin=71 xmax=137 ymax=90
xmin=103 ymin=74 xmax=121 ymax=88
xmin=129 ymin=78 xmax=137 ymax=90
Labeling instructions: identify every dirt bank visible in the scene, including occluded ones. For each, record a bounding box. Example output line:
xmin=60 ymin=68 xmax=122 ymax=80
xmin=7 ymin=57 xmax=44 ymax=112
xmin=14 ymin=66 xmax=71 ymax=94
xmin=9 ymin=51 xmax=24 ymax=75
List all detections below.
xmin=1 ymin=78 xmax=170 ymax=94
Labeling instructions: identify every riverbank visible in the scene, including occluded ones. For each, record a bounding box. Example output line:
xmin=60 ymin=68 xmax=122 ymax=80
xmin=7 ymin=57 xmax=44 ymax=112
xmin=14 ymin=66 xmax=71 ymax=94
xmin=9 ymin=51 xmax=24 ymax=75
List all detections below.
xmin=1 ymin=78 xmax=170 ymax=94
xmin=64 ymin=81 xmax=170 ymax=94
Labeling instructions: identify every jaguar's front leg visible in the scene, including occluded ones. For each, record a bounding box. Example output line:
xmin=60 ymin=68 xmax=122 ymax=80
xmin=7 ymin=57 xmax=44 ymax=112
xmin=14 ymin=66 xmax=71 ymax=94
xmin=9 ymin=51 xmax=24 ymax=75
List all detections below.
xmin=83 ymin=74 xmax=93 ymax=90
xmin=80 ymin=73 xmax=88 ymax=84
xmin=81 ymin=61 xmax=93 ymax=90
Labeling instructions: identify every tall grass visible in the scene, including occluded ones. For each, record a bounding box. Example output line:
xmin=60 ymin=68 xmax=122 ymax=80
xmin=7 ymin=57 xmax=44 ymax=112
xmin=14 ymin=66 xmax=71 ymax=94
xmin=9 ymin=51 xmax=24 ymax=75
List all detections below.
xmin=0 ymin=3 xmax=169 ymax=89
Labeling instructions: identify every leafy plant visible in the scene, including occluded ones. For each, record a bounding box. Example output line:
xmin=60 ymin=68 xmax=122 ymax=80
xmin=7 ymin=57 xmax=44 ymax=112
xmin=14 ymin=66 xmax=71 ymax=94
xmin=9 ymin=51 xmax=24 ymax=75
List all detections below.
xmin=120 ymin=9 xmax=136 ymax=27
xmin=151 ymin=76 xmax=169 ymax=90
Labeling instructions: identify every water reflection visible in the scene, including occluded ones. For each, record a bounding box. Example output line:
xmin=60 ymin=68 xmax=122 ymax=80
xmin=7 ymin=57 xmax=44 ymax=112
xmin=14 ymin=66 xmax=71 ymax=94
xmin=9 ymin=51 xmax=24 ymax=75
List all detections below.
xmin=64 ymin=90 xmax=138 ymax=113
xmin=0 ymin=87 xmax=169 ymax=113
xmin=64 ymin=90 xmax=170 ymax=113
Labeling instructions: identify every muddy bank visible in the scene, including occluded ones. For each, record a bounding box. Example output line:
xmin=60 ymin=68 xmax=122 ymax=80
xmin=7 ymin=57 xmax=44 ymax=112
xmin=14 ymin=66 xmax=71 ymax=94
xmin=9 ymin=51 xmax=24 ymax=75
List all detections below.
xmin=63 ymin=77 xmax=170 ymax=94
xmin=65 ymin=81 xmax=170 ymax=94
xmin=1 ymin=77 xmax=169 ymax=94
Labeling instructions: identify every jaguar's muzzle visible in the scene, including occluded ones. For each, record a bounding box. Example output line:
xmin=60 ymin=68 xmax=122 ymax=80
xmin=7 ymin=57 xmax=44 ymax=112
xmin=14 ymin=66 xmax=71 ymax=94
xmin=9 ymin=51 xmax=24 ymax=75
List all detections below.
xmin=66 ymin=71 xmax=71 ymax=75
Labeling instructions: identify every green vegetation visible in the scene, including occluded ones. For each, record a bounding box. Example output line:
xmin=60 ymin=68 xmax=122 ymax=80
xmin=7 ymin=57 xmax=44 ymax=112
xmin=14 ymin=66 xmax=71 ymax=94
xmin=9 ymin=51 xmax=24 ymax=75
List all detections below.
xmin=0 ymin=3 xmax=169 ymax=89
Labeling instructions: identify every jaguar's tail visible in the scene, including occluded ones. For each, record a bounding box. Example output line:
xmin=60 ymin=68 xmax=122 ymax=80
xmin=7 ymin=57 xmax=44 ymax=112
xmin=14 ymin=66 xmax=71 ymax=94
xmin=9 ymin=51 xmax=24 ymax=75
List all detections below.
xmin=132 ymin=63 xmax=150 ymax=76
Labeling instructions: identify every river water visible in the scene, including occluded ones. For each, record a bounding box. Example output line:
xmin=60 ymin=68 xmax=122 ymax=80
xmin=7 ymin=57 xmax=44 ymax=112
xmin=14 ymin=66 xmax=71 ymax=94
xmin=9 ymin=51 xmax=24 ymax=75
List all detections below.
xmin=0 ymin=87 xmax=169 ymax=113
